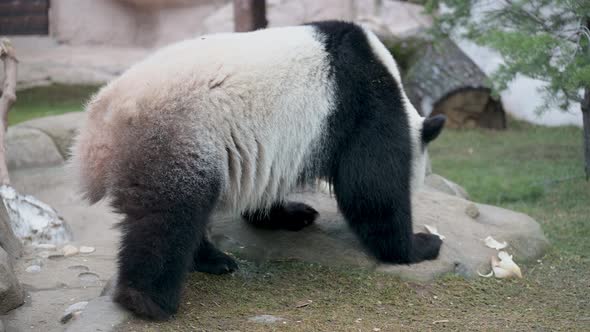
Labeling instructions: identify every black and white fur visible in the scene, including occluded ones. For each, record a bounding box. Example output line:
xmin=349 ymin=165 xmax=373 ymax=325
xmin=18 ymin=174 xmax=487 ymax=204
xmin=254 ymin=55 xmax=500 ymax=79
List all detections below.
xmin=71 ymin=21 xmax=445 ymax=320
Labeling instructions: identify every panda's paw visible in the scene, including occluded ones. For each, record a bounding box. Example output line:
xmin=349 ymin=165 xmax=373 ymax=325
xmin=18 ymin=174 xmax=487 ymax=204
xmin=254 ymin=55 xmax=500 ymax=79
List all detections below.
xmin=192 ymin=245 xmax=238 ymax=275
xmin=114 ymin=284 xmax=175 ymax=321
xmin=244 ymin=201 xmax=318 ymax=231
xmin=411 ymin=233 xmax=443 ymax=262
xmin=280 ymin=202 xmax=319 ymax=231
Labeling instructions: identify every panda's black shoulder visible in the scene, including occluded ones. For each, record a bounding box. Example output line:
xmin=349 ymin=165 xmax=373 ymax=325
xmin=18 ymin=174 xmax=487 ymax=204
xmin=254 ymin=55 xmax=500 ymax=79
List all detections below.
xmin=305 ymin=20 xmax=367 ymax=52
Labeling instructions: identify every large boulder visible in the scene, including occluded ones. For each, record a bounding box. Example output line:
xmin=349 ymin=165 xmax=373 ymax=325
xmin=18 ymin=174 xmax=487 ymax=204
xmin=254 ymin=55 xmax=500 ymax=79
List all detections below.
xmin=0 ymin=247 xmax=24 ymax=314
xmin=425 ymin=173 xmax=469 ymax=199
xmin=17 ymin=112 xmax=85 ymax=159
xmin=211 ymin=189 xmax=549 ymax=281
xmin=6 ymin=127 xmax=64 ymax=170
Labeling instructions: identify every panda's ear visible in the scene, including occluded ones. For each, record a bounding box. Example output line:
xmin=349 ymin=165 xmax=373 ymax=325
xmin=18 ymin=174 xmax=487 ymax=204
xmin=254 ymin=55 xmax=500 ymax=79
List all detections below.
xmin=422 ymin=114 xmax=446 ymax=144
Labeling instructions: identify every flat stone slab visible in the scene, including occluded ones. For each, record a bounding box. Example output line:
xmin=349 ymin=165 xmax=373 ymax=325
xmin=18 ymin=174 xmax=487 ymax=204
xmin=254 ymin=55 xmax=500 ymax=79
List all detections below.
xmin=212 ymin=189 xmax=549 ymax=281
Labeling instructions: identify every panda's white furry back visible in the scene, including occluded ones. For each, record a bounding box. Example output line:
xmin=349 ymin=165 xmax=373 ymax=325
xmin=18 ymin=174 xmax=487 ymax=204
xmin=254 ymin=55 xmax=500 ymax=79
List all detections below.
xmin=70 ymin=21 xmax=445 ymax=320
xmin=72 ymin=23 xmax=424 ymax=213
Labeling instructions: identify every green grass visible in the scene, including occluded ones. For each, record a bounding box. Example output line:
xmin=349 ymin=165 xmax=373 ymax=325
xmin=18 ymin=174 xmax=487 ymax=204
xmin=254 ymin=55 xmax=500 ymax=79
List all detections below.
xmin=118 ymin=118 xmax=590 ymax=331
xmin=429 ymin=120 xmax=589 ymax=255
xmin=9 ymin=84 xmax=97 ymax=125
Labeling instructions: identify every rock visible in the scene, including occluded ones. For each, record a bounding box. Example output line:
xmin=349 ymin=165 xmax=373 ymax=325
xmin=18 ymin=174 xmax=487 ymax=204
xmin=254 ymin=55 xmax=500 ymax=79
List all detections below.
xmin=0 ymin=203 xmax=23 ymax=260
xmin=62 ymin=245 xmax=79 ymax=257
xmin=0 ymin=247 xmax=24 ymax=313
xmin=68 ymin=265 xmax=90 ymax=272
xmin=65 ymin=296 xmax=130 ymax=332
xmin=18 ymin=113 xmax=85 ymax=159
xmin=0 ymin=185 xmax=73 ymax=245
xmin=79 ymin=246 xmax=96 ymax=254
xmin=465 ymin=203 xmax=480 ymax=219
xmin=25 ymin=265 xmax=42 ymax=273
xmin=78 ymin=272 xmax=100 ymax=286
xmin=61 ymin=301 xmax=89 ymax=324
xmin=0 ymin=319 xmax=4 ymax=332
xmin=6 ymin=127 xmax=64 ymax=170
xmin=425 ymin=173 xmax=469 ymax=199
xmin=248 ymin=315 xmax=286 ymax=324
xmin=211 ymin=190 xmax=549 ymax=281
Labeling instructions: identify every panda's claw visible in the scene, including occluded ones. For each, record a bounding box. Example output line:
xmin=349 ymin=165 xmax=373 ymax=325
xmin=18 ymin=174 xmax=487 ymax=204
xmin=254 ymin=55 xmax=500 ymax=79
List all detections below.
xmin=192 ymin=239 xmax=238 ymax=275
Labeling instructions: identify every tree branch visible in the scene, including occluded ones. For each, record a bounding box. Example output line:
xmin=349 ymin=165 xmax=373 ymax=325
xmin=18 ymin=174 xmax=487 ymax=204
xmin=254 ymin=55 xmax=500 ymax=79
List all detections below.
xmin=0 ymin=38 xmax=18 ymax=185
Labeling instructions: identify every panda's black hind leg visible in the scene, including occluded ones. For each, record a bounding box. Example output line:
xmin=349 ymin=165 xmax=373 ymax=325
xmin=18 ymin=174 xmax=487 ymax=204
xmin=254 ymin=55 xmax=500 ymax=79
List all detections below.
xmin=191 ymin=237 xmax=238 ymax=275
xmin=109 ymin=127 xmax=223 ymax=320
xmin=242 ymin=201 xmax=319 ymax=231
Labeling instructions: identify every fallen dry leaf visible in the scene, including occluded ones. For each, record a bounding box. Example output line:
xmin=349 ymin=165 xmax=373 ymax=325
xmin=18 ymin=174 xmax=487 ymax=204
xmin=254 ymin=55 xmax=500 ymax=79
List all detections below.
xmin=477 ymin=270 xmax=494 ymax=278
xmin=294 ymin=300 xmax=312 ymax=308
xmin=484 ymin=236 xmax=508 ymax=250
xmin=491 ymin=251 xmax=523 ymax=279
xmin=423 ymin=224 xmax=445 ymax=240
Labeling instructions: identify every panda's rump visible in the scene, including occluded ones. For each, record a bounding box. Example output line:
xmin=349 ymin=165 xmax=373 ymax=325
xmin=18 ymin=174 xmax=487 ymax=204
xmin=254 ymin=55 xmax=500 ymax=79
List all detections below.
xmin=73 ymin=25 xmax=335 ymax=213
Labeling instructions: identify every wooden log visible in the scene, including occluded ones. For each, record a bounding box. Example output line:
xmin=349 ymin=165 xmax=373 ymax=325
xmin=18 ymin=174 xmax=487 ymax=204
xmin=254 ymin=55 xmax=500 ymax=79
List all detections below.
xmin=233 ymin=0 xmax=267 ymax=32
xmin=402 ymin=37 xmax=506 ymax=130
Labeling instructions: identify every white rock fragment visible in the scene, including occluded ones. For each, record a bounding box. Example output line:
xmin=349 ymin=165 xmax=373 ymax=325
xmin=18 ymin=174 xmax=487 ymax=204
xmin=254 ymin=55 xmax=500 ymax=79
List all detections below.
xmin=0 ymin=185 xmax=72 ymax=245
xmin=25 ymin=265 xmax=41 ymax=273
xmin=491 ymin=251 xmax=522 ymax=279
xmin=423 ymin=224 xmax=445 ymax=240
xmin=62 ymin=245 xmax=79 ymax=257
xmin=248 ymin=315 xmax=285 ymax=324
xmin=79 ymin=246 xmax=95 ymax=254
xmin=484 ymin=236 xmax=508 ymax=250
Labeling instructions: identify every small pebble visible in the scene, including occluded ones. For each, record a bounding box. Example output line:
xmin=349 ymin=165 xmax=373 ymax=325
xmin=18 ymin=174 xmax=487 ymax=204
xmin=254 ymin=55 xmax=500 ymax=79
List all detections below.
xmin=60 ymin=301 xmax=88 ymax=324
xmin=248 ymin=315 xmax=285 ymax=324
xmin=37 ymin=251 xmax=51 ymax=259
xmin=78 ymin=272 xmax=100 ymax=285
xmin=25 ymin=265 xmax=41 ymax=273
xmin=62 ymin=245 xmax=79 ymax=257
xmin=465 ymin=203 xmax=480 ymax=219
xmin=34 ymin=244 xmax=56 ymax=250
xmin=48 ymin=253 xmax=65 ymax=260
xmin=79 ymin=246 xmax=95 ymax=254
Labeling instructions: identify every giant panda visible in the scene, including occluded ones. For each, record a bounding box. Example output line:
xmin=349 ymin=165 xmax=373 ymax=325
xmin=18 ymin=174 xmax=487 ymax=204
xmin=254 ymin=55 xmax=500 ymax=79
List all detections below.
xmin=71 ymin=21 xmax=446 ymax=320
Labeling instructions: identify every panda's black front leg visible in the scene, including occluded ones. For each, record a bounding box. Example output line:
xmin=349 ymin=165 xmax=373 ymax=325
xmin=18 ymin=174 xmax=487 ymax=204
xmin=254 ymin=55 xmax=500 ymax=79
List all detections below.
xmin=242 ymin=201 xmax=319 ymax=231
xmin=191 ymin=237 xmax=238 ymax=275
xmin=333 ymin=135 xmax=442 ymax=264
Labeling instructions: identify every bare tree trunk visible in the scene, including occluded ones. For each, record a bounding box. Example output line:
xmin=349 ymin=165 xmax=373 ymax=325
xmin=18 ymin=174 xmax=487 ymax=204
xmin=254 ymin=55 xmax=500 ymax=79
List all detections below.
xmin=233 ymin=0 xmax=267 ymax=32
xmin=583 ymin=19 xmax=590 ymax=180
xmin=582 ymin=88 xmax=590 ymax=180
xmin=0 ymin=39 xmax=17 ymax=186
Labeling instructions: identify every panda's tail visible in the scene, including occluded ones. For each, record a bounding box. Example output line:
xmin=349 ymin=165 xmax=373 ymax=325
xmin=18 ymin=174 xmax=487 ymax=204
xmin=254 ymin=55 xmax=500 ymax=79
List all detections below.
xmin=68 ymin=95 xmax=115 ymax=204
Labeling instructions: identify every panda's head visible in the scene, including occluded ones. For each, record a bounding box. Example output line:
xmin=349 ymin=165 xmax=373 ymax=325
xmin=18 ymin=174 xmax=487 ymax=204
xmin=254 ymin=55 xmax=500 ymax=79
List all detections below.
xmin=410 ymin=113 xmax=447 ymax=192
